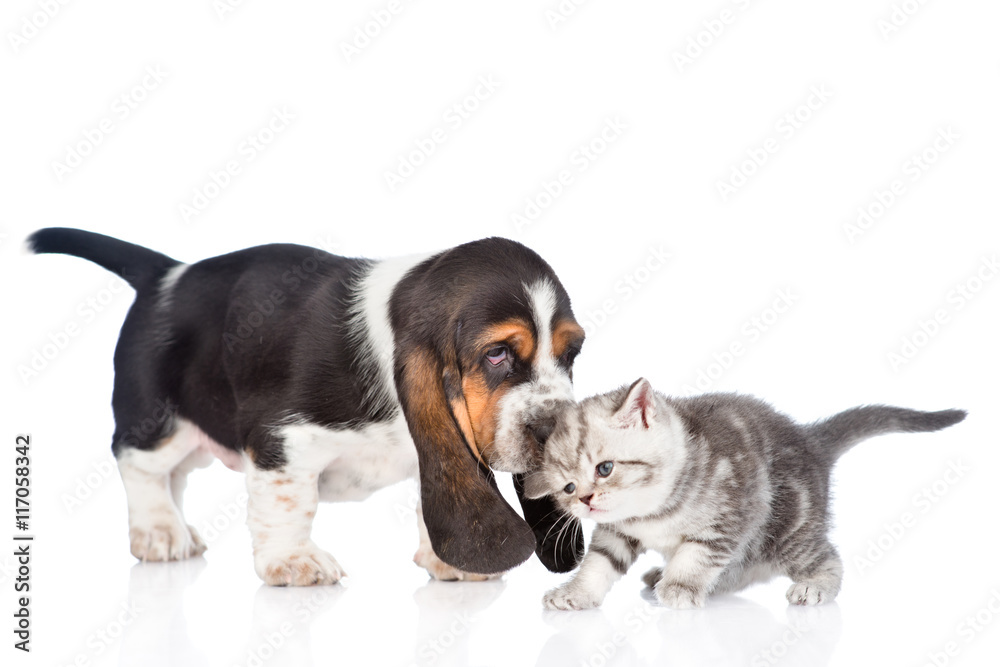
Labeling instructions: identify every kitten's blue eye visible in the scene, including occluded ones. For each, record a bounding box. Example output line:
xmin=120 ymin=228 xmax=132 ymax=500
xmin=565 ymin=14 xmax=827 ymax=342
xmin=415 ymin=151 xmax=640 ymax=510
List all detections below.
xmin=564 ymin=483 xmax=576 ymax=494
xmin=486 ymin=346 xmax=508 ymax=366
xmin=596 ymin=461 xmax=614 ymax=478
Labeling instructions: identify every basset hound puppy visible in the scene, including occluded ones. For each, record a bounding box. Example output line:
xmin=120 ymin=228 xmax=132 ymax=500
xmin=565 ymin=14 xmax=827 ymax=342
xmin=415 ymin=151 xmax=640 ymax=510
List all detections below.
xmin=28 ymin=228 xmax=585 ymax=585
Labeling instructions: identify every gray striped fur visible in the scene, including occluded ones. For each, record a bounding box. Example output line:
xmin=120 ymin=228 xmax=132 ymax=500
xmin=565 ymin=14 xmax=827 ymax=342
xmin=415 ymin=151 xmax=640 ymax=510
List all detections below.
xmin=535 ymin=379 xmax=966 ymax=610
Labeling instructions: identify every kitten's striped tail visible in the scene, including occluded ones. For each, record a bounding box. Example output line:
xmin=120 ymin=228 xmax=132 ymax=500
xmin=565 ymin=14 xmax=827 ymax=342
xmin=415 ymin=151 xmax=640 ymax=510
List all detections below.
xmin=809 ymin=405 xmax=966 ymax=460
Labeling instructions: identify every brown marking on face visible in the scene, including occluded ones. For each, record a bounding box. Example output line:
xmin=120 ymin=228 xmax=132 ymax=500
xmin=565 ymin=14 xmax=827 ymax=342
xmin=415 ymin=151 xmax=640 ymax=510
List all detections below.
xmin=461 ymin=373 xmax=509 ymax=463
xmin=475 ymin=319 xmax=536 ymax=362
xmin=454 ymin=318 xmax=539 ymax=461
xmin=551 ymin=320 xmax=585 ymax=360
xmin=450 ymin=397 xmax=483 ymax=464
xmin=271 ymin=477 xmax=293 ymax=486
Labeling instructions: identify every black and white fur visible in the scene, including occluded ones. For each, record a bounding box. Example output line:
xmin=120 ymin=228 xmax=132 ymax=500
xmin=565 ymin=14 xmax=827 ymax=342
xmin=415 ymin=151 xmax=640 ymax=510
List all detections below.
xmin=525 ymin=378 xmax=966 ymax=609
xmin=28 ymin=228 xmax=587 ymax=585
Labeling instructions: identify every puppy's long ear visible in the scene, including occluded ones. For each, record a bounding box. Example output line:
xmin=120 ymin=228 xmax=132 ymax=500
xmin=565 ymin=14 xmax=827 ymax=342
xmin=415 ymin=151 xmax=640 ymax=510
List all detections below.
xmin=514 ymin=474 xmax=584 ymax=573
xmin=396 ymin=344 xmax=535 ymax=574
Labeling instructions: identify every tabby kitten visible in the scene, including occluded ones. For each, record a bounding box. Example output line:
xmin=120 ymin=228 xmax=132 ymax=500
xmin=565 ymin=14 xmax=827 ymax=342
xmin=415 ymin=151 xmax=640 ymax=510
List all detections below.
xmin=524 ymin=378 xmax=965 ymax=610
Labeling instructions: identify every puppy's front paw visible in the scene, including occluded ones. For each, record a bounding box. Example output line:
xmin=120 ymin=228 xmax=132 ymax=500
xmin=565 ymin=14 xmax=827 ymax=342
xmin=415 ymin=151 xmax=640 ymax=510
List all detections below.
xmin=413 ymin=547 xmax=500 ymax=582
xmin=188 ymin=524 xmax=207 ymax=555
xmin=130 ymin=520 xmax=205 ymax=562
xmin=255 ymin=543 xmax=345 ymax=586
xmin=656 ymin=581 xmax=706 ymax=609
xmin=543 ymin=584 xmax=603 ymax=611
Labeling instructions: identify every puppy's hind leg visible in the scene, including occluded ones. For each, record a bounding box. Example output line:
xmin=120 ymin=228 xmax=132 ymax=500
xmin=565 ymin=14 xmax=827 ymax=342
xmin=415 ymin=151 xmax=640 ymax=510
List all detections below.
xmin=168 ymin=431 xmax=217 ymax=556
xmin=117 ymin=419 xmax=207 ymax=561
xmin=245 ymin=431 xmax=345 ymax=587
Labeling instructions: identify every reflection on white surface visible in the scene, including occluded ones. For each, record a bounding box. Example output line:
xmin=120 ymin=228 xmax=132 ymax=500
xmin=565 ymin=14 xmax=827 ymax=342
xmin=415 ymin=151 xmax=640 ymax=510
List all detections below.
xmin=239 ymin=583 xmax=343 ymax=666
xmin=28 ymin=521 xmax=1000 ymax=667
xmin=534 ymin=589 xmax=842 ymax=667
xmin=121 ymin=558 xmax=209 ymax=667
xmin=410 ymin=579 xmax=507 ymax=667
xmin=27 ymin=422 xmax=998 ymax=667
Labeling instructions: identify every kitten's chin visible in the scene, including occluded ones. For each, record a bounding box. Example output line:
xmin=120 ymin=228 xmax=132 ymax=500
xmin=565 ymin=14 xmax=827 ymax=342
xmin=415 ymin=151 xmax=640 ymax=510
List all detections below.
xmin=582 ymin=507 xmax=614 ymax=522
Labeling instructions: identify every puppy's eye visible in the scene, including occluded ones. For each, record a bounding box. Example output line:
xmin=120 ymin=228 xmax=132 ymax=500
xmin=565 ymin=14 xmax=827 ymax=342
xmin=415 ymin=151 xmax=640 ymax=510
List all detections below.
xmin=596 ymin=461 xmax=614 ymax=478
xmin=563 ymin=482 xmax=576 ymax=494
xmin=485 ymin=345 xmax=508 ymax=366
xmin=560 ymin=348 xmax=580 ymax=366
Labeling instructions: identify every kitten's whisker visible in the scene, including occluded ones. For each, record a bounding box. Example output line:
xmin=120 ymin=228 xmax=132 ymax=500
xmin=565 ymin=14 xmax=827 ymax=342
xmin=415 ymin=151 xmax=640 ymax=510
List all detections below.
xmin=539 ymin=508 xmax=568 ymax=546
xmin=553 ymin=514 xmax=576 ymax=567
xmin=552 ymin=518 xmax=566 ymax=565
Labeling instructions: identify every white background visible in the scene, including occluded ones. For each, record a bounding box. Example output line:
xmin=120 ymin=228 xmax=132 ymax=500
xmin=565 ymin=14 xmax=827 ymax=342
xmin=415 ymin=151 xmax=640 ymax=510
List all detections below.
xmin=3 ymin=1 xmax=999 ymax=666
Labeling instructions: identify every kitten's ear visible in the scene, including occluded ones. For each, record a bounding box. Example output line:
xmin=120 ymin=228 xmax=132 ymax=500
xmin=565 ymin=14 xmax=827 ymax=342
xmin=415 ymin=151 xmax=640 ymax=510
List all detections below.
xmin=613 ymin=377 xmax=656 ymax=429
xmin=521 ymin=472 xmax=551 ymax=499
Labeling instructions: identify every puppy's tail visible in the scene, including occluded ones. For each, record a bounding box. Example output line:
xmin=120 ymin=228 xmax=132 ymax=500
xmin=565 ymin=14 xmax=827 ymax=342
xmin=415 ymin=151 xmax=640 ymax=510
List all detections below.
xmin=809 ymin=405 xmax=966 ymax=461
xmin=27 ymin=227 xmax=180 ymax=292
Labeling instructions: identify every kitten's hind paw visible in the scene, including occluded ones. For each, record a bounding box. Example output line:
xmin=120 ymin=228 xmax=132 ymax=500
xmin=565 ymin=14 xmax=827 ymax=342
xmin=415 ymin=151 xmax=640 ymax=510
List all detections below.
xmin=786 ymin=582 xmax=835 ymax=606
xmin=641 ymin=566 xmax=663 ymax=589
xmin=543 ymin=585 xmax=603 ymax=611
xmin=656 ymin=581 xmax=706 ymax=609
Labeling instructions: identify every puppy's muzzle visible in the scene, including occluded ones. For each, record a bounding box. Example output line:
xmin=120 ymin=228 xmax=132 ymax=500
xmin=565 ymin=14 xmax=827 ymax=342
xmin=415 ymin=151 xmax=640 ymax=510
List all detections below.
xmin=526 ymin=416 xmax=556 ymax=448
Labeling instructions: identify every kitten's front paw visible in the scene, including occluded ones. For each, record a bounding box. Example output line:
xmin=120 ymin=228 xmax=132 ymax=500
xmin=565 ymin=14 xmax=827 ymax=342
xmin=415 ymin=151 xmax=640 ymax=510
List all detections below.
xmin=786 ymin=582 xmax=834 ymax=606
xmin=543 ymin=584 xmax=603 ymax=611
xmin=641 ymin=566 xmax=663 ymax=589
xmin=656 ymin=581 xmax=706 ymax=609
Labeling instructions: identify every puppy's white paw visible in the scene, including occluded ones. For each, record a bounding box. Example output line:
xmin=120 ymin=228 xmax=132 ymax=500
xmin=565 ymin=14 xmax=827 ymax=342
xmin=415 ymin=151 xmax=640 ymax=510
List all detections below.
xmin=656 ymin=581 xmax=706 ymax=609
xmin=129 ymin=520 xmax=205 ymax=562
xmin=188 ymin=525 xmax=207 ymax=555
xmin=786 ymin=582 xmax=832 ymax=606
xmin=413 ymin=547 xmax=500 ymax=582
xmin=255 ymin=542 xmax=345 ymax=586
xmin=543 ymin=584 xmax=603 ymax=611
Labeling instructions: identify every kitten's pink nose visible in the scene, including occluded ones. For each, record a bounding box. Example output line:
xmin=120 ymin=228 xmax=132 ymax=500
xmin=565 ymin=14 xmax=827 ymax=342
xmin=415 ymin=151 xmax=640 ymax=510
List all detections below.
xmin=579 ymin=494 xmax=593 ymax=506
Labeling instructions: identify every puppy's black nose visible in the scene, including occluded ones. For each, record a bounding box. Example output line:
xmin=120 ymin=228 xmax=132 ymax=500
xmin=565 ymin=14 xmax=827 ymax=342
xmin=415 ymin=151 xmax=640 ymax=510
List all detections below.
xmin=527 ymin=417 xmax=556 ymax=447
